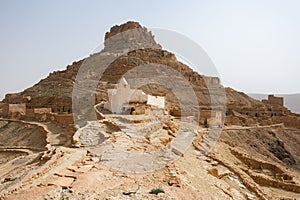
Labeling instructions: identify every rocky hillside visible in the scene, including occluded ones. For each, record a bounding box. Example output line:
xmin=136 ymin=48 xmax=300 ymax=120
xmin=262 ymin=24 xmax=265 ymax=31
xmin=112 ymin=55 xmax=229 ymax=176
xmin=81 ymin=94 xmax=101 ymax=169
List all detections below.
xmin=0 ymin=21 xmax=300 ymax=200
xmin=249 ymin=93 xmax=300 ymax=114
xmin=2 ymin=21 xmax=285 ymax=125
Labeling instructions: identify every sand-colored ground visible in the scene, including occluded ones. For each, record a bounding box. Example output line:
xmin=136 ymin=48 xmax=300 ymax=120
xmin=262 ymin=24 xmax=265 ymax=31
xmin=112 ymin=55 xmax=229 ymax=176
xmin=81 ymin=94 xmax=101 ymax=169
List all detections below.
xmin=0 ymin=115 xmax=299 ymax=199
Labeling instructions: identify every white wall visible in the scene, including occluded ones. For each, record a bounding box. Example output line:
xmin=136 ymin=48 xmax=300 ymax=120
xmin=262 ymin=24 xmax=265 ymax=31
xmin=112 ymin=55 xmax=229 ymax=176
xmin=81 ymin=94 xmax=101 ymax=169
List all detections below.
xmin=105 ymin=78 xmax=165 ymax=113
xmin=105 ymin=78 xmax=132 ymax=113
xmin=147 ymin=95 xmax=165 ymax=109
xmin=130 ymin=90 xmax=148 ymax=103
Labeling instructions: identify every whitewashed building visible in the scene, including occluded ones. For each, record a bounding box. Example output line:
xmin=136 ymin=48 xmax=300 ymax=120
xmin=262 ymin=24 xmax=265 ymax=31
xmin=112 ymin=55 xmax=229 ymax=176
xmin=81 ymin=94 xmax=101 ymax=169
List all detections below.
xmin=104 ymin=78 xmax=165 ymax=114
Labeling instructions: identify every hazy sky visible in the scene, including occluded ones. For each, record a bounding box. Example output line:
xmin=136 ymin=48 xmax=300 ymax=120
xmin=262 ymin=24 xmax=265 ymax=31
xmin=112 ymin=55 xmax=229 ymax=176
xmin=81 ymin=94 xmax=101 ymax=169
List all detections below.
xmin=1 ymin=0 xmax=300 ymax=99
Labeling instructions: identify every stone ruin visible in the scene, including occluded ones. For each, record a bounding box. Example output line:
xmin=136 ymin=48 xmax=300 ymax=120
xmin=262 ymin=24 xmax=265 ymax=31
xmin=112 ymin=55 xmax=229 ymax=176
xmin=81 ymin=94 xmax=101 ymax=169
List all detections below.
xmin=262 ymin=94 xmax=284 ymax=106
xmin=224 ymin=93 xmax=300 ymax=128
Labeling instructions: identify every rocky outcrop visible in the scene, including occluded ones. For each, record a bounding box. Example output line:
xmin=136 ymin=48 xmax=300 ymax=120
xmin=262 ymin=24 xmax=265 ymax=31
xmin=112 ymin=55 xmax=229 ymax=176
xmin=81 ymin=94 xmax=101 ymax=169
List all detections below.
xmin=103 ymin=21 xmax=161 ymax=53
xmin=105 ymin=21 xmax=142 ymax=40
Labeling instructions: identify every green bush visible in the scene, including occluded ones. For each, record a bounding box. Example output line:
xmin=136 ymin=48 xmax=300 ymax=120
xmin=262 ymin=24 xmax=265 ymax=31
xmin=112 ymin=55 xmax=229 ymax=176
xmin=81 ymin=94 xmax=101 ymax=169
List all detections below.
xmin=149 ymin=188 xmax=165 ymax=195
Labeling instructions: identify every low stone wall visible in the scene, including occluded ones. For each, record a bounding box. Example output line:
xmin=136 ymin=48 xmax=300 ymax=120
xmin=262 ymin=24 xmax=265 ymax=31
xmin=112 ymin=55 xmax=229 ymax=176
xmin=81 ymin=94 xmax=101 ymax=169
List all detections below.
xmin=249 ymin=172 xmax=300 ymax=193
xmin=272 ymin=116 xmax=300 ymax=129
xmin=8 ymin=104 xmax=26 ymax=119
xmin=34 ymin=108 xmax=52 ymax=114
xmin=0 ymin=107 xmax=3 ymax=117
xmin=51 ymin=113 xmax=74 ymax=128
xmin=25 ymin=108 xmax=35 ymax=119
xmin=224 ymin=116 xmax=242 ymax=126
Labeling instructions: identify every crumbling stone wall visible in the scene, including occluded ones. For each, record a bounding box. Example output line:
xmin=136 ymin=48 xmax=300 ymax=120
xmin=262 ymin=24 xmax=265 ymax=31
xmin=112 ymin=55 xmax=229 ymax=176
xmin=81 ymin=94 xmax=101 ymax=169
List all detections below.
xmin=49 ymin=113 xmax=74 ymax=129
xmin=34 ymin=108 xmax=52 ymax=114
xmin=199 ymin=110 xmax=224 ymax=128
xmin=262 ymin=95 xmax=284 ymax=106
xmin=0 ymin=103 xmax=8 ymax=117
xmin=8 ymin=103 xmax=26 ymax=119
xmin=272 ymin=116 xmax=300 ymax=129
xmin=25 ymin=108 xmax=35 ymax=119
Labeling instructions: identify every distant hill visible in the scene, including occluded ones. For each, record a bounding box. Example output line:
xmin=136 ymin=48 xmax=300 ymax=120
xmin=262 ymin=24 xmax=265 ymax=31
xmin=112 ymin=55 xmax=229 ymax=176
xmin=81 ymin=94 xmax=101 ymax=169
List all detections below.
xmin=248 ymin=93 xmax=300 ymax=114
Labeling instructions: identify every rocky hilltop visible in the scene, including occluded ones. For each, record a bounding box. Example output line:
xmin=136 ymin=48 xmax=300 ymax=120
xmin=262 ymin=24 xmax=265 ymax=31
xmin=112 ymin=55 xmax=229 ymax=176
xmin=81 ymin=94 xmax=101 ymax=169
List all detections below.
xmin=0 ymin=22 xmax=299 ymax=199
xmin=104 ymin=21 xmax=161 ymax=52
xmin=3 ymin=21 xmax=299 ymax=128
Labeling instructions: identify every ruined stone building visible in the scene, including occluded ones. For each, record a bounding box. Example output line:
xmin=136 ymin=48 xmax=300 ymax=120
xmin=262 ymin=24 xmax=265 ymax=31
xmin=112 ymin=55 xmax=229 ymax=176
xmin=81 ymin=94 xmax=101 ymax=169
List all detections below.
xmin=0 ymin=91 xmax=73 ymax=123
xmin=262 ymin=95 xmax=284 ymax=106
xmin=262 ymin=95 xmax=285 ymax=117
xmin=0 ymin=103 xmax=8 ymax=118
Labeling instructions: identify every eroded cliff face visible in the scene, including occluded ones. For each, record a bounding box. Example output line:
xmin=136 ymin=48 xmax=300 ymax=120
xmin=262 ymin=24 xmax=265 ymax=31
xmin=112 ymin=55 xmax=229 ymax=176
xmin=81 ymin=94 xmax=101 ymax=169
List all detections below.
xmin=105 ymin=21 xmax=143 ymax=40
xmin=104 ymin=21 xmax=161 ymax=52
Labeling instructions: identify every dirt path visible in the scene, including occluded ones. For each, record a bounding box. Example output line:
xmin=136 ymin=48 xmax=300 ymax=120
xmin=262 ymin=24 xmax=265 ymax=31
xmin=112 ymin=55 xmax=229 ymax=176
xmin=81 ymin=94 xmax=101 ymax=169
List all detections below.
xmin=19 ymin=148 xmax=87 ymax=191
xmin=224 ymin=123 xmax=284 ymax=130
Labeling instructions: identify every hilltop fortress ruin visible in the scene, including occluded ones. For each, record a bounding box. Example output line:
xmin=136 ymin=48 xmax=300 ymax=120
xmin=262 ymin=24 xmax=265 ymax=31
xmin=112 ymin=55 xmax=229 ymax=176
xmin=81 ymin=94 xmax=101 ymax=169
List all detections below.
xmin=0 ymin=22 xmax=299 ymax=130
